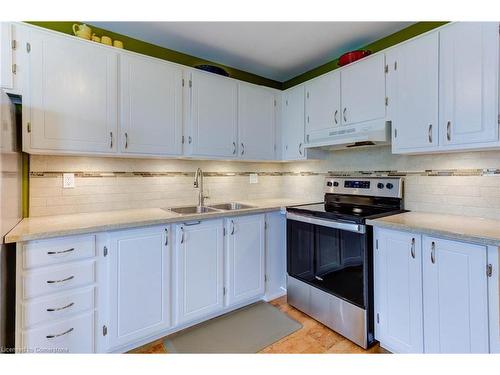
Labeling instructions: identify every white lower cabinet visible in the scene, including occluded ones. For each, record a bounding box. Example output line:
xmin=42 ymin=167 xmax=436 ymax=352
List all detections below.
xmin=264 ymin=211 xmax=287 ymax=300
xmin=422 ymin=236 xmax=489 ymax=353
xmin=374 ymin=227 xmax=492 ymax=353
xmin=106 ymin=226 xmax=171 ymax=350
xmin=224 ymin=214 xmax=265 ymax=307
xmin=374 ymin=228 xmax=424 ymax=353
xmin=174 ymin=219 xmax=224 ymax=324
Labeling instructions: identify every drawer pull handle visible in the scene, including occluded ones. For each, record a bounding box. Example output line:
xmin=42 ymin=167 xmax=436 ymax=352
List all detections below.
xmin=47 ymin=275 xmax=74 ymax=284
xmin=47 ymin=248 xmax=75 ymax=255
xmin=431 ymin=241 xmax=436 ymax=264
xmin=46 ymin=327 xmax=74 ymax=339
xmin=47 ymin=302 xmax=74 ymax=312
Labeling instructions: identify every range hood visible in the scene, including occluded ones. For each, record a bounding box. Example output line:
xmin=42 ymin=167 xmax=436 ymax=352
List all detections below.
xmin=305 ymin=120 xmax=391 ymax=150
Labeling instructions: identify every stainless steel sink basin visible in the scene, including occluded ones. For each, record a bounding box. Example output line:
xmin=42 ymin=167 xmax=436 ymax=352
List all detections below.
xmin=207 ymin=202 xmax=256 ymax=211
xmin=168 ymin=206 xmax=219 ymax=215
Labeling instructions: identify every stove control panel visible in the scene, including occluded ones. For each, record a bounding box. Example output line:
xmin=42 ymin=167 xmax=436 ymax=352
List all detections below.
xmin=324 ymin=177 xmax=403 ymax=198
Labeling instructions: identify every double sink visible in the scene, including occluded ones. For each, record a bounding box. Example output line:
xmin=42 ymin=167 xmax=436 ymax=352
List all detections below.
xmin=165 ymin=202 xmax=256 ymax=215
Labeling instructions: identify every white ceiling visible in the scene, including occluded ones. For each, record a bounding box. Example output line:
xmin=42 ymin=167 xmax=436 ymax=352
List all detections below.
xmin=91 ymin=22 xmax=414 ymax=82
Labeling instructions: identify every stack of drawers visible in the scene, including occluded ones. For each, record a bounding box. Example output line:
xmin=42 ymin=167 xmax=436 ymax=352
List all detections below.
xmin=17 ymin=235 xmax=98 ymax=353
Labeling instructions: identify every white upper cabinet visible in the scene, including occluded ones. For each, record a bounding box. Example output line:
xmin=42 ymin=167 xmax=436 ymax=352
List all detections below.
xmin=186 ymin=70 xmax=238 ymax=158
xmin=224 ymin=214 xmax=265 ymax=307
xmin=304 ymin=70 xmax=341 ymax=142
xmin=174 ymin=219 xmax=224 ymax=324
xmin=374 ymin=228 xmax=424 ymax=353
xmin=422 ymin=236 xmax=489 ymax=353
xmin=238 ymin=83 xmax=276 ymax=160
xmin=282 ymin=85 xmax=306 ymax=160
xmin=120 ymin=54 xmax=183 ymax=156
xmin=0 ymin=23 xmax=14 ymax=90
xmin=387 ymin=32 xmax=439 ymax=153
xmin=106 ymin=226 xmax=171 ymax=350
xmin=440 ymin=22 xmax=499 ymax=146
xmin=340 ymin=53 xmax=386 ymax=126
xmin=27 ymin=29 xmax=118 ymax=154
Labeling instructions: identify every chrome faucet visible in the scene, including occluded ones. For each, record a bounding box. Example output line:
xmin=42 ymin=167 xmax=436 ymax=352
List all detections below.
xmin=194 ymin=168 xmax=208 ymax=207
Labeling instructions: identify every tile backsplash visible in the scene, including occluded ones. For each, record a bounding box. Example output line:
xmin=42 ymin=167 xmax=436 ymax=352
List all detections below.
xmin=29 ymin=147 xmax=500 ymax=219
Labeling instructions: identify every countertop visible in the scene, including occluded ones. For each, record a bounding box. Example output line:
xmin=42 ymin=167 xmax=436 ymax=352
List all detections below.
xmin=367 ymin=211 xmax=500 ymax=247
xmin=5 ymin=199 xmax=315 ymax=243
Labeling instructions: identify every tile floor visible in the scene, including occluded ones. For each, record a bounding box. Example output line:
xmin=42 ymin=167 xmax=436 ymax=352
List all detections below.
xmin=129 ymin=296 xmax=387 ymax=354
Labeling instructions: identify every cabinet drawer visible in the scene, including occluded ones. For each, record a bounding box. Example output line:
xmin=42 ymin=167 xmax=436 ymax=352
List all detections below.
xmin=22 ymin=311 xmax=95 ymax=353
xmin=23 ymin=235 xmax=96 ymax=269
xmin=23 ymin=286 xmax=95 ymax=328
xmin=23 ymin=260 xmax=96 ymax=299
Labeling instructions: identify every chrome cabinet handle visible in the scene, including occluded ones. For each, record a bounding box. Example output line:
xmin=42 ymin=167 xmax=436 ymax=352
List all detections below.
xmin=446 ymin=121 xmax=451 ymax=141
xmin=431 ymin=241 xmax=436 ymax=264
xmin=410 ymin=238 xmax=416 ymax=259
xmin=343 ymin=108 xmax=347 ymax=122
xmin=124 ymin=132 xmax=128 ymax=149
xmin=46 ymin=275 xmax=74 ymax=284
xmin=47 ymin=248 xmax=74 ymax=255
xmin=428 ymin=124 xmax=433 ymax=143
xmin=232 ymin=142 xmax=236 ymax=155
xmin=47 ymin=302 xmax=74 ymax=312
xmin=46 ymin=327 xmax=74 ymax=339
xmin=184 ymin=221 xmax=201 ymax=226
xmin=334 ymin=110 xmax=338 ymax=124
xmin=241 ymin=143 xmax=245 ymax=156
xmin=298 ymin=143 xmax=303 ymax=156
xmin=180 ymin=227 xmax=185 ymax=244
xmin=109 ymin=132 xmax=113 ymax=149
xmin=188 ymin=136 xmax=192 ymax=144
xmin=165 ymin=228 xmax=168 ymax=246
xmin=231 ymin=220 xmax=235 ymax=235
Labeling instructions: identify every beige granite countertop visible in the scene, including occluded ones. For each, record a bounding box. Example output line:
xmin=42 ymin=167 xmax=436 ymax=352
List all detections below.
xmin=5 ymin=199 xmax=316 ymax=243
xmin=367 ymin=211 xmax=500 ymax=247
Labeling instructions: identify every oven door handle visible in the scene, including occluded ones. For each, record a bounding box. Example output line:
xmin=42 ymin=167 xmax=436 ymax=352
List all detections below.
xmin=286 ymin=212 xmax=366 ymax=234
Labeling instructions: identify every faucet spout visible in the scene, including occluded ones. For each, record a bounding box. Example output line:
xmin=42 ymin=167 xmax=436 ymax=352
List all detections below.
xmin=194 ymin=168 xmax=206 ymax=206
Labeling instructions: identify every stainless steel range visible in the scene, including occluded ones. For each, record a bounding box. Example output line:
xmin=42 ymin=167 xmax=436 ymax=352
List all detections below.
xmin=286 ymin=176 xmax=404 ymax=348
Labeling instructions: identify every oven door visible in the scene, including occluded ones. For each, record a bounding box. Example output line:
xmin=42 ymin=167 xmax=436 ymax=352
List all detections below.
xmin=286 ymin=212 xmax=368 ymax=309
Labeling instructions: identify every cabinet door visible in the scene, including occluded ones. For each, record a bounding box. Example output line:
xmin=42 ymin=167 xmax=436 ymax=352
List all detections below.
xmin=120 ymin=54 xmax=183 ymax=156
xmin=0 ymin=23 xmax=14 ymax=89
xmin=264 ymin=212 xmax=287 ymax=300
xmin=238 ymin=83 xmax=276 ymax=160
xmin=422 ymin=236 xmax=489 ymax=353
xmin=107 ymin=226 xmax=171 ymax=349
xmin=225 ymin=214 xmax=265 ymax=306
xmin=28 ymin=29 xmax=118 ymax=153
xmin=440 ymin=22 xmax=499 ymax=146
xmin=188 ymin=70 xmax=238 ymax=158
xmin=374 ymin=228 xmax=423 ymax=353
xmin=305 ymin=71 xmax=341 ymax=139
xmin=175 ymin=219 xmax=224 ymax=324
xmin=282 ymin=85 xmax=306 ymax=160
xmin=341 ymin=54 xmax=386 ymax=126
xmin=388 ymin=33 xmax=439 ymax=152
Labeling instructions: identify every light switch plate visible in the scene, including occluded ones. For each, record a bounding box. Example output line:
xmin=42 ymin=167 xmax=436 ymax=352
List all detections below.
xmin=249 ymin=173 xmax=258 ymax=184
xmin=63 ymin=173 xmax=75 ymax=188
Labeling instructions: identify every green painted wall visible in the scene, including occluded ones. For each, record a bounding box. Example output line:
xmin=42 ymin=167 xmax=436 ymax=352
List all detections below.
xmin=27 ymin=21 xmax=283 ymax=90
xmin=283 ymin=21 xmax=448 ymax=89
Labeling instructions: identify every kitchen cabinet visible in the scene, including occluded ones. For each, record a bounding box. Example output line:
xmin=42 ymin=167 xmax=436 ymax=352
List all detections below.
xmin=120 ymin=53 xmax=183 ymax=156
xmin=422 ymin=236 xmax=489 ymax=353
xmin=387 ymin=32 xmax=439 ymax=153
xmin=174 ymin=219 xmax=224 ymax=324
xmin=264 ymin=211 xmax=287 ymax=300
xmin=340 ymin=53 xmax=386 ymax=126
xmin=106 ymin=226 xmax=171 ymax=350
xmin=238 ymin=83 xmax=276 ymax=160
xmin=374 ymin=227 xmax=492 ymax=353
xmin=373 ymin=228 xmax=424 ymax=353
xmin=282 ymin=85 xmax=306 ymax=160
xmin=27 ymin=28 xmax=118 ymax=154
xmin=439 ymin=22 xmax=499 ymax=147
xmin=304 ymin=71 xmax=341 ymax=143
xmin=0 ymin=23 xmax=14 ymax=90
xmin=224 ymin=214 xmax=265 ymax=306
xmin=186 ymin=70 xmax=238 ymax=158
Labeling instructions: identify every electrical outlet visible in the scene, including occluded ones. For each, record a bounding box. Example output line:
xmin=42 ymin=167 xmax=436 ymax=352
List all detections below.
xmin=249 ymin=173 xmax=259 ymax=184
xmin=63 ymin=173 xmax=75 ymax=188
